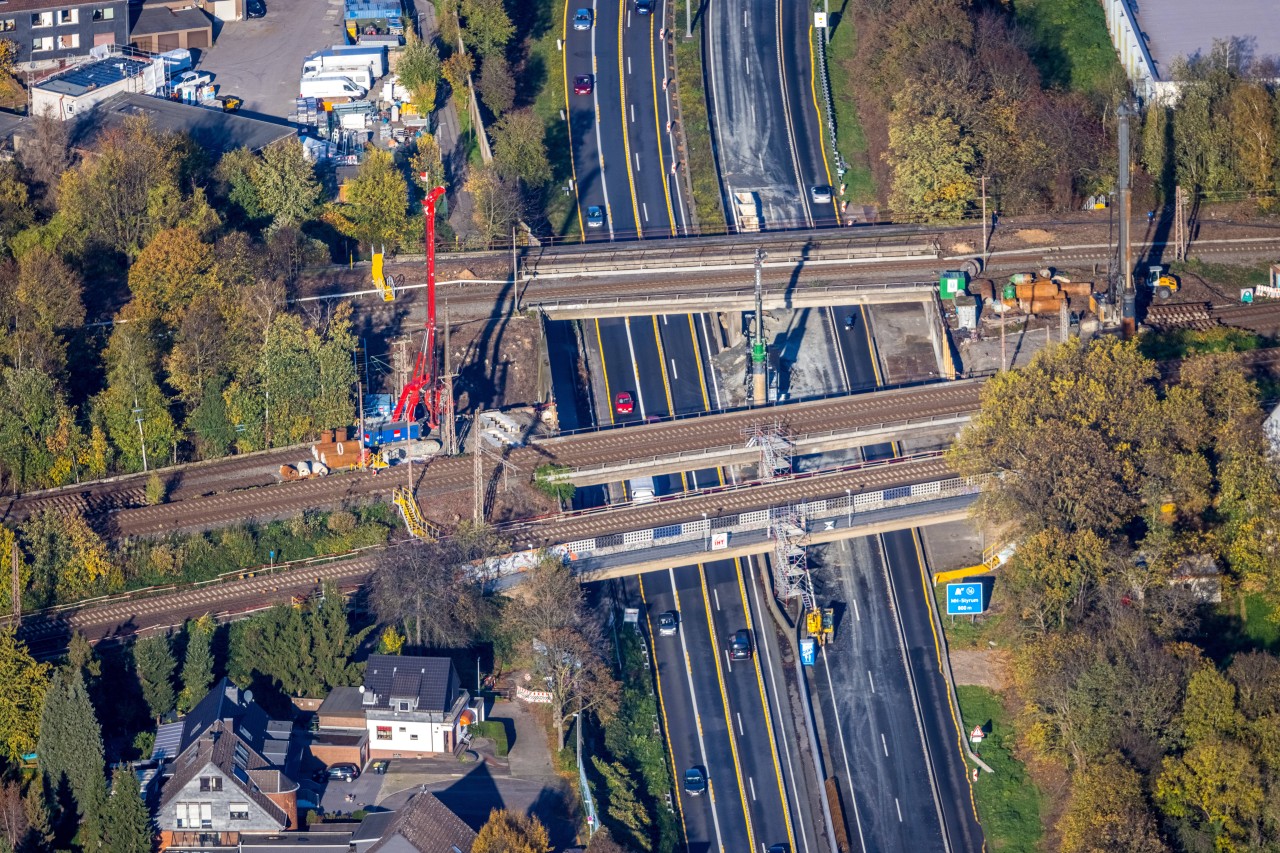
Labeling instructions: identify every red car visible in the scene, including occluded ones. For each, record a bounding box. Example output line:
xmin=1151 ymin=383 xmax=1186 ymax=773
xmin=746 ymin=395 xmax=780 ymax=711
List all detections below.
xmin=614 ymin=391 xmax=634 ymax=415
xmin=574 ymin=74 xmax=593 ymax=95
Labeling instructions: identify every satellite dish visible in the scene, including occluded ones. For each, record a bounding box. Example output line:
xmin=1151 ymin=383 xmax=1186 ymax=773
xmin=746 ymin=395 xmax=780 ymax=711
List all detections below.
xmin=243 ymin=689 xmax=253 ymax=705
xmin=359 ymin=685 xmax=366 ymax=693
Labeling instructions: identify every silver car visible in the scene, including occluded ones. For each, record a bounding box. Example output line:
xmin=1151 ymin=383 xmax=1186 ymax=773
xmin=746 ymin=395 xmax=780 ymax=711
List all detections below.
xmin=811 ymin=184 xmax=832 ymax=204
xmin=658 ymin=610 xmax=678 ymax=636
xmin=573 ymin=8 xmax=592 ymax=29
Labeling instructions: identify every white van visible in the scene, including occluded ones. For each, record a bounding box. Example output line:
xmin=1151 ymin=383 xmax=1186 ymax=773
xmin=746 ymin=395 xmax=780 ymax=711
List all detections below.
xmin=629 ymin=476 xmax=656 ymax=504
xmin=305 ymin=66 xmax=372 ymax=90
xmin=298 ymin=75 xmax=367 ymax=99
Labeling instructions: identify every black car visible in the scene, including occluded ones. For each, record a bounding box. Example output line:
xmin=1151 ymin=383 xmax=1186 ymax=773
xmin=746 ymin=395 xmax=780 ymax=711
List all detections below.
xmin=246 ymin=0 xmax=266 ymax=17
xmin=635 ymin=0 xmax=653 ymax=13
xmin=326 ymin=763 xmax=360 ymax=781
xmin=684 ymin=767 xmax=706 ymax=796
xmin=729 ymin=629 xmax=753 ymax=660
xmin=843 ymin=314 xmax=855 ymax=330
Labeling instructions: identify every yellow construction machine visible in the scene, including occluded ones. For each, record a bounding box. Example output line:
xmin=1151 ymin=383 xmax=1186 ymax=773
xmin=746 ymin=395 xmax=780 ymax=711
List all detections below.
xmin=1146 ymin=265 xmax=1180 ymax=300
xmin=806 ymin=607 xmax=835 ymax=645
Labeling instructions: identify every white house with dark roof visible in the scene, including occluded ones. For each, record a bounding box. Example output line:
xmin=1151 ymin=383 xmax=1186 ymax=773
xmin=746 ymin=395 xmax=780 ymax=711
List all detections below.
xmin=151 ymin=679 xmax=300 ymax=851
xmin=317 ymin=655 xmax=473 ymax=758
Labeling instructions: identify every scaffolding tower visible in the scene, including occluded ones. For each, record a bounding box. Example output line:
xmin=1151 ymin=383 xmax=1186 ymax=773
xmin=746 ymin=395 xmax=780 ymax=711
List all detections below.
xmin=770 ymin=505 xmax=813 ymax=609
xmin=744 ymin=421 xmax=793 ymax=480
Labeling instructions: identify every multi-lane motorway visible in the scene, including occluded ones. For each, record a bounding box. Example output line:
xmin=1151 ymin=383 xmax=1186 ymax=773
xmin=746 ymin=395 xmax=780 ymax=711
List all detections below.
xmin=564 ymin=0 xmax=685 ymax=240
xmin=626 ymin=559 xmax=803 ymax=853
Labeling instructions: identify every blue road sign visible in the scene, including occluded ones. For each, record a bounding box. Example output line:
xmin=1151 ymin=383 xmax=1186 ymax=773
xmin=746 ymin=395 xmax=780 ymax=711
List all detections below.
xmin=947 ymin=582 xmax=986 ymax=615
xmin=800 ymin=638 xmax=816 ymax=666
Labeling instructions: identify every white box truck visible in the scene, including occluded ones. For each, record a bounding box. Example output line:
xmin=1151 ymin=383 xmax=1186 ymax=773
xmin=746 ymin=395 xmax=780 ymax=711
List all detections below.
xmin=302 ymin=46 xmax=386 ymax=79
xmin=299 ymin=75 xmax=367 ymax=99
xmin=305 ymin=66 xmax=372 ymax=90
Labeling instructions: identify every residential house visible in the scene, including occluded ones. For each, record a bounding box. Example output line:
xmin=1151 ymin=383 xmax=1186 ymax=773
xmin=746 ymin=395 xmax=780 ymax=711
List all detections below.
xmin=151 ymin=679 xmax=300 ymax=851
xmin=359 ymin=793 xmax=478 ymax=853
xmin=2 ymin=0 xmax=128 ymax=69
xmin=316 ymin=655 xmax=473 ymax=758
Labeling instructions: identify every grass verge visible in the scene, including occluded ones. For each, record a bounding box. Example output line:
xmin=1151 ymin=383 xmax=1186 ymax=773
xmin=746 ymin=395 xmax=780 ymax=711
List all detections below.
xmin=527 ymin=0 xmax=578 ymax=238
xmin=824 ymin=12 xmax=875 ymax=203
xmin=1010 ymin=0 xmax=1124 ymax=98
xmin=934 ymin=583 xmax=1002 ymax=649
xmin=469 ymin=720 xmax=510 ymax=756
xmin=956 ymin=685 xmax=1044 ymax=852
xmin=1172 ymin=258 xmax=1273 ymax=293
xmin=671 ymin=0 xmax=725 ymax=233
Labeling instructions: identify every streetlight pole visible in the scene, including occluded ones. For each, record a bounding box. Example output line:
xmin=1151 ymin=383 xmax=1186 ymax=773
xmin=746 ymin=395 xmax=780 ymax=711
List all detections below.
xmin=132 ymin=396 xmax=148 ymax=472
xmin=702 ymin=512 xmax=708 ymax=549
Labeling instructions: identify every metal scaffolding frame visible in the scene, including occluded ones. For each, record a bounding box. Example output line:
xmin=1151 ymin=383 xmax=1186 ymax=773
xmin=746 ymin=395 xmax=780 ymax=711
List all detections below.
xmin=744 ymin=420 xmax=793 ymax=480
xmin=770 ymin=505 xmax=813 ymax=609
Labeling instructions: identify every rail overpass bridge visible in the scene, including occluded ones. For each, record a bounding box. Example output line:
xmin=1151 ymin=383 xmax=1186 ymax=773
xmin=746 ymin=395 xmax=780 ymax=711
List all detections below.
xmin=495 ymin=453 xmax=984 ymax=580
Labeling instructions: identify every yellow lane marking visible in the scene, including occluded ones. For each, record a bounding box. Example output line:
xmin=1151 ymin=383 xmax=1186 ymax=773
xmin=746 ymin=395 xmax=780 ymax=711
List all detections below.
xmin=595 ymin=319 xmax=617 ymax=425
xmin=807 ymin=23 xmax=840 ymax=217
xmin=563 ymin=0 xmax=585 ymax=239
xmin=689 ymin=314 xmax=712 ymax=412
xmin=639 ymin=574 xmax=693 ymax=850
xmin=649 ymin=4 xmax=677 ymax=235
xmin=618 ymin=0 xmax=643 ymax=235
xmin=700 ymin=563 xmax=756 ymax=851
xmin=736 ymin=557 xmax=797 ymax=853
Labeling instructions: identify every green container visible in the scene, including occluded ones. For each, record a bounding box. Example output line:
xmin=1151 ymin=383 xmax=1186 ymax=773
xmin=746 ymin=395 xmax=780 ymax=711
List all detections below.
xmin=939 ymin=271 xmax=965 ymax=300
xmin=1002 ymin=283 xmax=1017 ymax=300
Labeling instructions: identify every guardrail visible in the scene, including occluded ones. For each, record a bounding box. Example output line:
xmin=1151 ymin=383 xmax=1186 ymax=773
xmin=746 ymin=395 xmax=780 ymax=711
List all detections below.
xmin=552 ymin=412 xmax=976 ymax=481
xmin=549 ymin=472 xmax=992 ymax=564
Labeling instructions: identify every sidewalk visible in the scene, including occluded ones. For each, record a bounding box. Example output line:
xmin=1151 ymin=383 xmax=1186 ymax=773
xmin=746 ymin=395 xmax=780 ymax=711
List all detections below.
xmin=497 ymin=699 xmax=559 ymax=781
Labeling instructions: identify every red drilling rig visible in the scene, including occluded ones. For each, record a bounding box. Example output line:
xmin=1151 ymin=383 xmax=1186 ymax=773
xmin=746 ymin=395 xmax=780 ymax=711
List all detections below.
xmin=391 ymin=184 xmax=447 ymax=430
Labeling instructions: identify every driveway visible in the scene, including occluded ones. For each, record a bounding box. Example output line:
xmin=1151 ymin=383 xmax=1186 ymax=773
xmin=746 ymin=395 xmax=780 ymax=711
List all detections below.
xmin=196 ymin=0 xmax=348 ymax=118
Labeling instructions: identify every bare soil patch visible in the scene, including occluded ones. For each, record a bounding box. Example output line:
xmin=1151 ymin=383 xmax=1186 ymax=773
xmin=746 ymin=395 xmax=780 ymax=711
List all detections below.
xmin=950 ymin=648 xmax=1010 ymax=690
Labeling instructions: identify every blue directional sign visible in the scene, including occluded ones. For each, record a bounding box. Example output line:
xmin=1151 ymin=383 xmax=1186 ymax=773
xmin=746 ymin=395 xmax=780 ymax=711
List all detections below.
xmin=799 ymin=638 xmax=816 ymax=666
xmin=947 ymin=582 xmax=986 ymax=615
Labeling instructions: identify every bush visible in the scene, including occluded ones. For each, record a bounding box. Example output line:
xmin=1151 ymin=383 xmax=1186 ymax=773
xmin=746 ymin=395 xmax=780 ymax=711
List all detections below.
xmin=145 ymin=472 xmax=167 ymax=505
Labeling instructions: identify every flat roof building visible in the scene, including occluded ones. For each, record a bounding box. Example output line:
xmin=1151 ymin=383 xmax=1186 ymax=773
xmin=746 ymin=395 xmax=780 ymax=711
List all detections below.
xmin=1103 ymin=0 xmax=1280 ymax=100
xmin=31 ymin=47 xmax=164 ymax=119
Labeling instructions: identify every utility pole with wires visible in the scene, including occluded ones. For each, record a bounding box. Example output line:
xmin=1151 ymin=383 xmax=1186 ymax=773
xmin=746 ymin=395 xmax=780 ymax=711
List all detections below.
xmin=11 ymin=543 xmax=20 ymax=628
xmin=1174 ymin=185 xmax=1189 ymax=261
xmin=980 ymin=175 xmax=990 ymax=260
xmin=440 ymin=302 xmax=458 ymax=456
xmin=472 ymin=412 xmax=483 ymax=523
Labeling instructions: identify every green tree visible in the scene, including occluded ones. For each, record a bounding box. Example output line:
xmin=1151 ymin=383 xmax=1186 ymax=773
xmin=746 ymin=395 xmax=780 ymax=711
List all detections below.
xmin=472 ymin=809 xmax=550 ymax=853
xmin=67 ymin=632 xmax=102 ymax=682
xmin=492 ymin=109 xmax=551 ymax=187
xmin=178 ymin=615 xmax=215 ymax=714
xmin=0 ymin=160 xmax=33 ymax=255
xmin=9 ymin=245 xmax=85 ymax=379
xmin=591 ymin=757 xmax=649 ymax=849
xmin=127 ymin=227 xmax=217 ymax=324
xmin=101 ymin=765 xmax=151 ymax=853
xmin=133 ymin=634 xmax=177 ymax=723
xmin=216 ymin=147 xmax=265 ymax=224
xmin=477 ymin=55 xmax=514 ymax=117
xmin=1179 ymin=665 xmax=1244 ymax=746
xmin=1226 ymin=82 xmax=1275 ymax=201
xmin=1058 ymin=757 xmax=1167 ymax=853
xmin=253 ymin=139 xmax=324 ymax=229
xmin=884 ymin=98 xmax=975 ymax=221
xmin=310 ymin=583 xmax=373 ymax=691
xmin=0 ymin=368 xmax=82 ymax=491
xmin=1157 ymin=737 xmax=1265 ymax=852
xmin=37 ymin=668 xmax=106 ymax=843
xmin=396 ymin=33 xmax=442 ymax=113
xmin=56 ymin=116 xmax=195 ymax=260
xmin=441 ymin=52 xmax=475 ymax=99
xmin=329 ymin=149 xmax=408 ymax=250
xmin=410 ymin=134 xmax=446 ymax=191
xmin=465 ymin=163 xmax=521 ymax=242
xmin=20 ymin=508 xmax=119 ymax=606
xmin=23 ymin=776 xmax=55 ymax=853
xmin=0 ymin=628 xmax=50 ymax=764
xmin=1001 ymin=529 xmax=1108 ymax=633
xmin=94 ymin=318 xmax=177 ymax=473
xmin=948 ymin=338 xmax=1162 ymax=536
xmin=460 ymin=0 xmax=514 ymax=57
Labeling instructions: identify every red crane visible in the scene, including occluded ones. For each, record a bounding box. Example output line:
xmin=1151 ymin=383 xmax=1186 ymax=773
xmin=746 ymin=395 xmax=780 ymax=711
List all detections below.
xmin=392 ymin=184 xmax=447 ymax=428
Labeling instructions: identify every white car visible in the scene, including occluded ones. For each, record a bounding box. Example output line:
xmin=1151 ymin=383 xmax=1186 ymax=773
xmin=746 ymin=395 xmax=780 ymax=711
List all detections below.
xmin=172 ymin=70 xmax=213 ymax=91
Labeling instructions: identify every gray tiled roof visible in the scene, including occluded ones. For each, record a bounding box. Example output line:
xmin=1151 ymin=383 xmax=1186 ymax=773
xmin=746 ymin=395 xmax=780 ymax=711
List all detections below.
xmin=363 ymin=656 xmax=458 ymax=713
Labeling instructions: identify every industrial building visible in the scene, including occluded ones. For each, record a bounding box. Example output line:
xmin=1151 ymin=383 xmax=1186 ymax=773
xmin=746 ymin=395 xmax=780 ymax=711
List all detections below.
xmin=1102 ymin=0 xmax=1280 ymax=100
xmin=29 ymin=46 xmax=165 ymax=120
xmin=0 ymin=0 xmax=129 ymax=69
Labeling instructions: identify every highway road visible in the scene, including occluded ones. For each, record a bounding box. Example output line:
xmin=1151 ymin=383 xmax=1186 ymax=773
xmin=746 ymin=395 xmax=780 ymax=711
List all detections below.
xmin=705 ymin=0 xmax=839 ymax=231
xmin=616 ymin=0 xmax=686 ymax=237
xmin=809 ymin=536 xmax=946 ymax=851
xmin=826 ymin=305 xmax=985 ymax=850
xmin=565 ymin=0 xmax=684 ymax=240
xmin=630 ymin=561 xmax=800 ymax=853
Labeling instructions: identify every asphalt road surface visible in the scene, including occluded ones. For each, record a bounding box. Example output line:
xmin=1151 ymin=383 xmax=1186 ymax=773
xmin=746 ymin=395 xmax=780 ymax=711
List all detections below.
xmin=705 ymin=0 xmax=839 ymax=231
xmin=564 ymin=0 xmax=618 ymax=240
xmin=810 ymin=537 xmax=947 ymax=851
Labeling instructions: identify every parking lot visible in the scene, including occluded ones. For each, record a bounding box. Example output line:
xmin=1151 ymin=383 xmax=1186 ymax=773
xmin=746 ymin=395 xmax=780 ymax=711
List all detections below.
xmin=195 ymin=0 xmax=348 ymax=118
